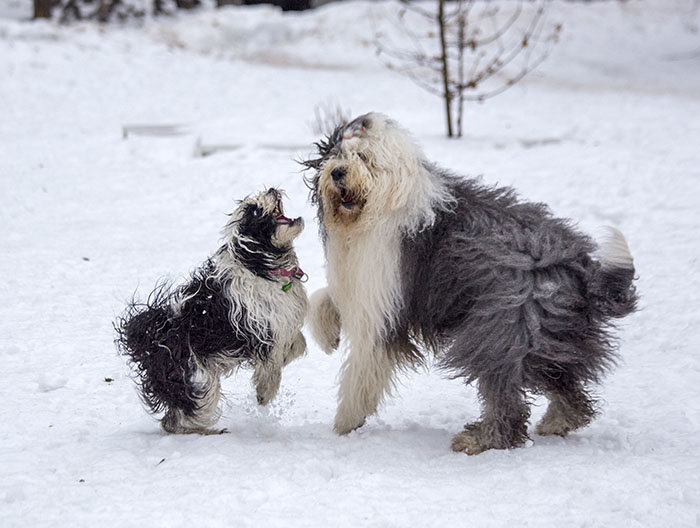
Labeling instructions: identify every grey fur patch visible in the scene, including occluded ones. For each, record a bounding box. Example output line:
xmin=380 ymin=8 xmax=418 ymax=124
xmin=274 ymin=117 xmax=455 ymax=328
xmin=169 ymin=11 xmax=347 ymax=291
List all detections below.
xmin=395 ymin=166 xmax=638 ymax=451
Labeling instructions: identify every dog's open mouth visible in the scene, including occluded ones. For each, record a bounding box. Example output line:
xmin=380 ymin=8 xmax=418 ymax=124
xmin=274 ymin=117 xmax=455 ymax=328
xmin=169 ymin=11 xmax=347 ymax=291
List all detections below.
xmin=273 ymin=202 xmax=299 ymax=225
xmin=339 ymin=187 xmax=356 ymax=209
xmin=275 ymin=213 xmax=295 ymax=225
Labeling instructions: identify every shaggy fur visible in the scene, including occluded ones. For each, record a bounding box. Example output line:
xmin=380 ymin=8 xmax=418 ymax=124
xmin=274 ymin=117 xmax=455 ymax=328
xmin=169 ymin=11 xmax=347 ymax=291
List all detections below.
xmin=115 ymin=188 xmax=308 ymax=434
xmin=303 ymin=112 xmax=637 ymax=454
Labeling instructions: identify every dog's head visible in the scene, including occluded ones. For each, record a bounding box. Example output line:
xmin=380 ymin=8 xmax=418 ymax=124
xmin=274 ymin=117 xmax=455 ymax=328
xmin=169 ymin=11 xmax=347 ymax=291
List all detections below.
xmin=222 ymin=188 xmax=304 ymax=278
xmin=302 ymin=112 xmax=426 ymax=232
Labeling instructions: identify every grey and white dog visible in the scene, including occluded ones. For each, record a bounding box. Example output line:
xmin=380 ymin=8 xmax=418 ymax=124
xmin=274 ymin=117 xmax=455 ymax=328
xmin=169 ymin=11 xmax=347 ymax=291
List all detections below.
xmin=303 ymin=113 xmax=637 ymax=454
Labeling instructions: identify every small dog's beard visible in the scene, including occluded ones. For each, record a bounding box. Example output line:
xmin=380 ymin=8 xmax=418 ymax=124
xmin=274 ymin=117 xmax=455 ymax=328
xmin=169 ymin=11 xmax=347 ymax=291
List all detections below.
xmin=317 ymin=159 xmax=370 ymax=229
xmin=273 ymin=219 xmax=304 ymax=247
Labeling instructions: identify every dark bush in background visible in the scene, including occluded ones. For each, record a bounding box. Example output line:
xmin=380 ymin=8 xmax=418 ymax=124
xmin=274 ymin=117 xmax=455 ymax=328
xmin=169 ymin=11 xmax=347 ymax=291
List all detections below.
xmin=34 ymin=0 xmax=338 ymax=21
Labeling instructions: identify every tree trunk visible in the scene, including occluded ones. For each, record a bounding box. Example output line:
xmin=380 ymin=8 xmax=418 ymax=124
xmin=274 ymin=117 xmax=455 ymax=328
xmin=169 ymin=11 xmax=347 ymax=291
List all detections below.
xmin=456 ymin=4 xmax=466 ymax=138
xmin=437 ymin=0 xmax=454 ymax=138
xmin=96 ymin=0 xmax=120 ymax=22
xmin=153 ymin=0 xmax=165 ymax=14
xmin=34 ymin=0 xmax=52 ymax=18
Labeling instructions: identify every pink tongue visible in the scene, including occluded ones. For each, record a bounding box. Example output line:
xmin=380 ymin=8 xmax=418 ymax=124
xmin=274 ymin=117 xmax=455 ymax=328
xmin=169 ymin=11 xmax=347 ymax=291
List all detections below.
xmin=276 ymin=215 xmax=293 ymax=225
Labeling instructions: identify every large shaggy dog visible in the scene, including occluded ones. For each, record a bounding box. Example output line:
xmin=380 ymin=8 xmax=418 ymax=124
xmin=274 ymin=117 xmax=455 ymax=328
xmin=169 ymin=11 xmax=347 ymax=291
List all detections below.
xmin=303 ymin=113 xmax=637 ymax=454
xmin=115 ymin=188 xmax=308 ymax=434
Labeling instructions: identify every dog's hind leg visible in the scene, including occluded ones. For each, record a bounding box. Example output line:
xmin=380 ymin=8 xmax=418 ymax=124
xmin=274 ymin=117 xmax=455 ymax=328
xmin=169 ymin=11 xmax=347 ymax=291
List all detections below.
xmin=452 ymin=374 xmax=530 ymax=455
xmin=160 ymin=367 xmax=224 ymax=434
xmin=536 ymin=382 xmax=597 ymax=437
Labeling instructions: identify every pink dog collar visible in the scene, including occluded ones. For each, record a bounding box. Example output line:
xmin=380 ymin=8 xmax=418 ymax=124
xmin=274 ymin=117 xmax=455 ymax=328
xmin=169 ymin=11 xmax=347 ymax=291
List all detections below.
xmin=270 ymin=266 xmax=307 ymax=282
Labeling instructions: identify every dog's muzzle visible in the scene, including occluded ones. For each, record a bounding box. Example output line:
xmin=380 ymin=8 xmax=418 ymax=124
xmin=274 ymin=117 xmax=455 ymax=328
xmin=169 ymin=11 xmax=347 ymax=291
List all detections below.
xmin=328 ymin=167 xmax=357 ymax=209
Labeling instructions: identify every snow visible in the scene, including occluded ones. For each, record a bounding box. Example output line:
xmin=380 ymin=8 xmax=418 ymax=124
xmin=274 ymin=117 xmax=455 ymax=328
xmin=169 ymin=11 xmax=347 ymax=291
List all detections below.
xmin=1 ymin=1 xmax=699 ymax=526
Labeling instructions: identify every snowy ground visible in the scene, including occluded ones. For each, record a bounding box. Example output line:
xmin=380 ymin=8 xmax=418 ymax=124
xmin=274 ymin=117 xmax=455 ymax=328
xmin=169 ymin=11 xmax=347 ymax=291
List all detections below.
xmin=2 ymin=1 xmax=700 ymax=526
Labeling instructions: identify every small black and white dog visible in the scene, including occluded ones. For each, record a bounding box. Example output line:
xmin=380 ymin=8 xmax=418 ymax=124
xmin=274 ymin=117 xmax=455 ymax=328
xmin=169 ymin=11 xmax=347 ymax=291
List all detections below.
xmin=304 ymin=112 xmax=638 ymax=454
xmin=115 ymin=188 xmax=308 ymax=434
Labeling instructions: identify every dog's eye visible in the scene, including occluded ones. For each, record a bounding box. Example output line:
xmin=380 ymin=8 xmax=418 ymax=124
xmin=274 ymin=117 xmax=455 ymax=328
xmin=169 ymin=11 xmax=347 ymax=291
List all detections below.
xmin=252 ymin=208 xmax=259 ymax=217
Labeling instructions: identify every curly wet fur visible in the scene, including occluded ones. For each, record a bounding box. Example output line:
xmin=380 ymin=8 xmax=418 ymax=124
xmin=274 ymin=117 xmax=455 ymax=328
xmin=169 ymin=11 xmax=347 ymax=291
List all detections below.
xmin=115 ymin=264 xmax=269 ymax=418
xmin=304 ymin=112 xmax=637 ymax=452
xmin=115 ymin=189 xmax=308 ymax=434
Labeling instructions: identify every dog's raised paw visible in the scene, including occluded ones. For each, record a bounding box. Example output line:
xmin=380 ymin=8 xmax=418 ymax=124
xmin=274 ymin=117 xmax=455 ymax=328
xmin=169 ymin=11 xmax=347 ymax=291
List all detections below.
xmin=309 ymin=288 xmax=341 ymax=355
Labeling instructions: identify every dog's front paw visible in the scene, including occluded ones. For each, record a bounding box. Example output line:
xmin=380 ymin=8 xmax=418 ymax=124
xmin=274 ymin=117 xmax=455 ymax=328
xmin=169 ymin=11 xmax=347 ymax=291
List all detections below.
xmin=282 ymin=332 xmax=306 ymax=367
xmin=322 ymin=336 xmax=340 ymax=355
xmin=253 ymin=365 xmax=281 ymax=406
xmin=333 ymin=415 xmax=366 ymax=435
xmin=309 ymin=288 xmax=341 ymax=355
xmin=256 ymin=383 xmax=278 ymax=406
xmin=256 ymin=381 xmax=279 ymax=406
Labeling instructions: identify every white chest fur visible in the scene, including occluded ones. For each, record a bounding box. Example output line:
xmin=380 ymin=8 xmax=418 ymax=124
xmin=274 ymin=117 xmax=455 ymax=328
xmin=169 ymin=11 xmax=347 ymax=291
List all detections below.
xmin=325 ymin=225 xmax=403 ymax=345
xmin=217 ymin=252 xmax=308 ymax=348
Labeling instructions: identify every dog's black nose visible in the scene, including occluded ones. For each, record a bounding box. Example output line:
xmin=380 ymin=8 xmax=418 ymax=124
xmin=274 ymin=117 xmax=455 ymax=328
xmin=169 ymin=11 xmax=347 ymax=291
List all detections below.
xmin=331 ymin=167 xmax=346 ymax=183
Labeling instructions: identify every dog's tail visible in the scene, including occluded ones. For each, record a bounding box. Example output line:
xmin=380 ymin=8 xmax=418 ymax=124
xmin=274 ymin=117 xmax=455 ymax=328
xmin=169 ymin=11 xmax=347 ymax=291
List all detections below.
xmin=590 ymin=227 xmax=638 ymax=319
xmin=114 ymin=282 xmax=199 ymax=417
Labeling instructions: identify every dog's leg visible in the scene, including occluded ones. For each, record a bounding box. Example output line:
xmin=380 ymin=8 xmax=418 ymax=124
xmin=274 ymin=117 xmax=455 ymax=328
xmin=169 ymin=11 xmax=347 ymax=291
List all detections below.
xmin=283 ymin=331 xmax=307 ymax=366
xmin=253 ymin=358 xmax=282 ymax=406
xmin=309 ymin=288 xmax=341 ymax=355
xmin=254 ymin=332 xmax=306 ymax=405
xmin=160 ymin=367 xmax=224 ymax=434
xmin=334 ymin=340 xmax=396 ymax=435
xmin=452 ymin=374 xmax=530 ymax=455
xmin=536 ymin=383 xmax=596 ymax=437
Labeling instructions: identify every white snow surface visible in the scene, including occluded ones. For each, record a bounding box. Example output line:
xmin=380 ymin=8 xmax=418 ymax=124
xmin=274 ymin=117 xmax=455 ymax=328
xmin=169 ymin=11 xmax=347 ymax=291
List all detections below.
xmin=2 ymin=1 xmax=700 ymax=526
